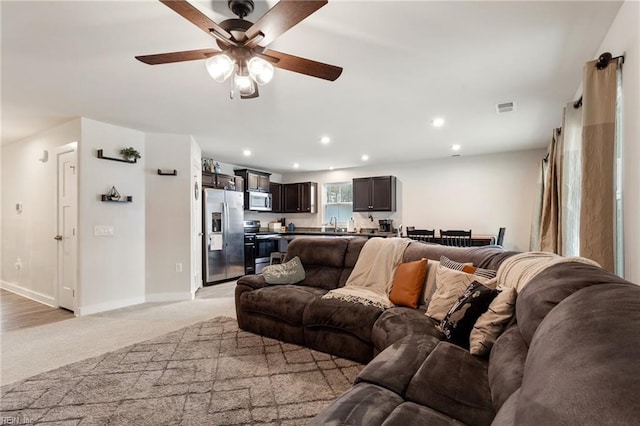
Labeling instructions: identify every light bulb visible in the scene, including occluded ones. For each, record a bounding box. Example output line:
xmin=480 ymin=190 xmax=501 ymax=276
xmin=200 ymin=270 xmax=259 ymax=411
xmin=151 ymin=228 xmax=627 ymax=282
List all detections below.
xmin=234 ymin=74 xmax=255 ymax=96
xmin=205 ymin=54 xmax=234 ymax=82
xmin=248 ymin=56 xmax=274 ymax=85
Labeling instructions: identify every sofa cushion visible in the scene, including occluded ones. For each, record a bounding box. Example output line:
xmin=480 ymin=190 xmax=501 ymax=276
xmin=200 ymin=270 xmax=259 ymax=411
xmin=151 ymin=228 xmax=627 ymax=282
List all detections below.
xmin=356 ymin=334 xmax=440 ymax=396
xmin=371 ymin=307 xmax=443 ymax=352
xmin=440 ymin=281 xmax=498 ymax=348
xmin=515 ymin=283 xmax=640 ymax=425
xmin=469 ymin=287 xmax=517 ymax=356
xmin=406 ymin=342 xmax=494 ymax=426
xmin=284 ymin=238 xmax=350 ymax=290
xmin=516 ymin=262 xmax=631 ymax=345
xmin=389 ymin=258 xmax=428 ymax=308
xmin=309 ymin=383 xmax=404 ymax=426
xmin=491 ymin=388 xmax=519 ymax=426
xmin=262 ymin=256 xmax=305 ymax=284
xmin=487 ymin=325 xmax=527 ymax=412
xmin=240 ymin=285 xmax=326 ymax=325
xmin=382 ymin=402 xmax=466 ymax=426
xmin=303 ymin=296 xmax=383 ymax=343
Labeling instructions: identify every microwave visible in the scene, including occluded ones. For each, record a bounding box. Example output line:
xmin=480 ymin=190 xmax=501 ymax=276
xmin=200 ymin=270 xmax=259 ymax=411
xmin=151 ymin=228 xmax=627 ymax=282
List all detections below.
xmin=246 ymin=191 xmax=272 ymax=211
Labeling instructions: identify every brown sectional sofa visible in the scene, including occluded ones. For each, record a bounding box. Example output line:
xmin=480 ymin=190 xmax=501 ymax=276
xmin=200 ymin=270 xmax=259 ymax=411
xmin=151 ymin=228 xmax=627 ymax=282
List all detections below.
xmin=235 ymin=237 xmax=640 ymax=425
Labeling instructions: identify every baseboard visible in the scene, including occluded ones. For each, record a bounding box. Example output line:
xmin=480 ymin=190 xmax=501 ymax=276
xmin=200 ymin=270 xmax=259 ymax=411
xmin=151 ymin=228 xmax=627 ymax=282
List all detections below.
xmin=145 ymin=292 xmax=194 ymax=303
xmin=76 ymin=296 xmax=146 ymax=316
xmin=0 ymin=281 xmax=56 ymax=307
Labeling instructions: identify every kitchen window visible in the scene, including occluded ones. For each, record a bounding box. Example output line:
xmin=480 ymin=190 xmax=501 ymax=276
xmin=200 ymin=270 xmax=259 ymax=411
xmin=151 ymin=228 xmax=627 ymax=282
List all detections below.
xmin=323 ymin=182 xmax=352 ymax=227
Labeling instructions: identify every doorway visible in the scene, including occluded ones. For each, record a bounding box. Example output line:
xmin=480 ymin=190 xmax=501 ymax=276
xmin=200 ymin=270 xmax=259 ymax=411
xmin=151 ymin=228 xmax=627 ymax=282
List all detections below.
xmin=56 ymin=144 xmax=78 ymax=312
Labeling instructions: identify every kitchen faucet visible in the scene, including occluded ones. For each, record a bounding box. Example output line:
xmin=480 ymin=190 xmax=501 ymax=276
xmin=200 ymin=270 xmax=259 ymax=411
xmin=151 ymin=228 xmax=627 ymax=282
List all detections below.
xmin=329 ymin=216 xmax=338 ymax=231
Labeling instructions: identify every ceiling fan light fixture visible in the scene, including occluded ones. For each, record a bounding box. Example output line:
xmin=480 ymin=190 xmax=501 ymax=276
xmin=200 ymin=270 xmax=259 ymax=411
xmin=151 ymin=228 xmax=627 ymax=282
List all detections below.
xmin=205 ymin=53 xmax=234 ymax=82
xmin=234 ymin=73 xmax=256 ymax=96
xmin=248 ymin=56 xmax=274 ymax=85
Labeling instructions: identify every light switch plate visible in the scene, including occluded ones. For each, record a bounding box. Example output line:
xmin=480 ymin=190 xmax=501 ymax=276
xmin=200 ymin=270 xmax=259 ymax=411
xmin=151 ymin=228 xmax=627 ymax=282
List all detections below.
xmin=94 ymin=225 xmax=115 ymax=236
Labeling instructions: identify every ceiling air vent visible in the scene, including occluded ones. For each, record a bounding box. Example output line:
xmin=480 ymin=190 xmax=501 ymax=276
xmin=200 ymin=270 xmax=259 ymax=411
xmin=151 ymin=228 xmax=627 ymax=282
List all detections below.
xmin=495 ymin=101 xmax=516 ymax=114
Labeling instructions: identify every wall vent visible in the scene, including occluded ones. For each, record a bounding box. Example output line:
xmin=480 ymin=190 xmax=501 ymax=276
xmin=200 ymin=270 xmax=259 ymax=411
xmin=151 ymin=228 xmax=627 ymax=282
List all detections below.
xmin=495 ymin=101 xmax=516 ymax=114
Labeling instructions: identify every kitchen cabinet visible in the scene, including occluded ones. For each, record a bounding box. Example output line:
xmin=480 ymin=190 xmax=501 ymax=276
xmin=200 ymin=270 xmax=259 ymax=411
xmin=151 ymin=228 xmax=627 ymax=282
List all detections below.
xmin=283 ymin=182 xmax=317 ymax=213
xmin=352 ymin=176 xmax=396 ymax=212
xmin=270 ymin=182 xmax=283 ymax=213
xmin=234 ymin=169 xmax=270 ymax=192
xmin=202 ymin=172 xmax=240 ymax=191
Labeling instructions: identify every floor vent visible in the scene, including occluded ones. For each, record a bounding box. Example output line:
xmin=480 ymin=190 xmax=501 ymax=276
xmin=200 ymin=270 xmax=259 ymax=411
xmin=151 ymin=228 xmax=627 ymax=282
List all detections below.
xmin=496 ymin=101 xmax=516 ymax=114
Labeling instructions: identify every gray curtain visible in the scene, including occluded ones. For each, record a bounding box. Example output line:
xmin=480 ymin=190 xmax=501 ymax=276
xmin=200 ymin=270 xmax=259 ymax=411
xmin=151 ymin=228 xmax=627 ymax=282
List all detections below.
xmin=579 ymin=58 xmax=619 ymax=272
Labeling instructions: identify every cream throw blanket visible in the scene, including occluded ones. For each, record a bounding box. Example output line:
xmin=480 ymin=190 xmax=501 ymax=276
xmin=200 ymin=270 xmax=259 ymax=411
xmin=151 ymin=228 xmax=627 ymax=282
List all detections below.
xmin=496 ymin=251 xmax=600 ymax=293
xmin=322 ymin=237 xmax=411 ymax=309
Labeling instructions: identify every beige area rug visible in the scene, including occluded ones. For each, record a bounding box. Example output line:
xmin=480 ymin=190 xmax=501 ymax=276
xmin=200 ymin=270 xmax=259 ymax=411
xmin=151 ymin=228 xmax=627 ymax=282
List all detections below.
xmin=0 ymin=317 xmax=362 ymax=425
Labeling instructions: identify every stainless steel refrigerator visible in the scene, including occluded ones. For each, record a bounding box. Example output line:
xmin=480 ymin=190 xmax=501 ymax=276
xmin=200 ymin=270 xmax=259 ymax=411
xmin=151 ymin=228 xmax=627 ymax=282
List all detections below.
xmin=203 ymin=188 xmax=245 ymax=284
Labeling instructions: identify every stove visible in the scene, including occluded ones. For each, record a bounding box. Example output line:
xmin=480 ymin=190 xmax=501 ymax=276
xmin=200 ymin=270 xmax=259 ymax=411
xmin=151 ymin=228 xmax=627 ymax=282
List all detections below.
xmin=243 ymin=220 xmax=280 ymax=274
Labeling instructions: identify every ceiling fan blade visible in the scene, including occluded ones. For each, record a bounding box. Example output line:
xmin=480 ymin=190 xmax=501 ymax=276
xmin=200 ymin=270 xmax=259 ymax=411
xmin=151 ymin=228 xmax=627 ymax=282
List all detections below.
xmin=135 ymin=48 xmax=220 ymax=65
xmin=262 ymin=49 xmax=342 ymax=81
xmin=245 ymin=0 xmax=328 ymax=47
xmin=160 ymin=0 xmax=233 ymax=42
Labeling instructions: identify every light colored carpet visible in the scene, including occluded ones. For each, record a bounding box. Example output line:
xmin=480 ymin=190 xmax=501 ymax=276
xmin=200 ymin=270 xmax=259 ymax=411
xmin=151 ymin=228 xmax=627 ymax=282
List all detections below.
xmin=1 ymin=317 xmax=362 ymax=425
xmin=1 ymin=282 xmax=237 ymax=385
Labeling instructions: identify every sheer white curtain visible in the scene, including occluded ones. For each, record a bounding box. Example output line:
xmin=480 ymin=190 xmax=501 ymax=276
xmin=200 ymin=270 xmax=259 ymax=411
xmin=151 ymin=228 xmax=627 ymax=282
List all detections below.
xmin=561 ymin=103 xmax=583 ymax=256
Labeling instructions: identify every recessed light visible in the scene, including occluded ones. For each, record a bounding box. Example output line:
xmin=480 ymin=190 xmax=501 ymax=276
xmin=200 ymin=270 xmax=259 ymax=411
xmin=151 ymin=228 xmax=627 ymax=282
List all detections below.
xmin=451 ymin=144 xmax=461 ymax=151
xmin=293 ymin=163 xmax=299 ymax=168
xmin=320 ymin=136 xmax=331 ymax=144
xmin=329 ymin=166 xmax=334 ymax=170
xmin=432 ymin=117 xmax=445 ymax=128
xmin=361 ymin=155 xmax=369 ymax=161
xmin=242 ymin=149 xmax=251 ymax=156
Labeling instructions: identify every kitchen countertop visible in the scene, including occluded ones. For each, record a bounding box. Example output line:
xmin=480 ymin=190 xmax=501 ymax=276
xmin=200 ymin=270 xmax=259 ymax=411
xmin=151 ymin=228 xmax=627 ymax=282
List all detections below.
xmin=255 ymin=228 xmax=397 ymax=238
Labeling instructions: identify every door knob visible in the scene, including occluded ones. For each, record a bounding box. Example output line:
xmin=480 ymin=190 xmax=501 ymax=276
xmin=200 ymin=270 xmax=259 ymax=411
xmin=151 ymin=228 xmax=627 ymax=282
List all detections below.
xmin=54 ymin=235 xmax=63 ymax=240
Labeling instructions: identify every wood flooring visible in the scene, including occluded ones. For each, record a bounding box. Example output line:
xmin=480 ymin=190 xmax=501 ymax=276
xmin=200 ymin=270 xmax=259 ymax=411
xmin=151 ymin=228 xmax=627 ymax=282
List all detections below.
xmin=1 ymin=289 xmax=74 ymax=333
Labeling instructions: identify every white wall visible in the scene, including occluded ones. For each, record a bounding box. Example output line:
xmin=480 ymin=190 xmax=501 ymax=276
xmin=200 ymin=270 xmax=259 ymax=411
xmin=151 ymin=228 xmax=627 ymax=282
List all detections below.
xmin=145 ymin=133 xmax=194 ymax=301
xmin=1 ymin=119 xmax=81 ymax=305
xmin=594 ymin=0 xmax=640 ymax=283
xmin=77 ymin=118 xmax=146 ymax=315
xmin=248 ymin=149 xmax=543 ymax=252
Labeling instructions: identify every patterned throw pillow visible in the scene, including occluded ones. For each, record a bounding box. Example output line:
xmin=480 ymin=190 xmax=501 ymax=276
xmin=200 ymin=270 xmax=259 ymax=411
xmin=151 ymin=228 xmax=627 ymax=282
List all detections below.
xmin=469 ymin=287 xmax=517 ymax=356
xmin=440 ymin=281 xmax=498 ymax=348
xmin=389 ymin=258 xmax=428 ymax=308
xmin=262 ymin=256 xmax=305 ymax=285
xmin=440 ymin=255 xmax=497 ymax=280
xmin=425 ymin=263 xmax=495 ymax=321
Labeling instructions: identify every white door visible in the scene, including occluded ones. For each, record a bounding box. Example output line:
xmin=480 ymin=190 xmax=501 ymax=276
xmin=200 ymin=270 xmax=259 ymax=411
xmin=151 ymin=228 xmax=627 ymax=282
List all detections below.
xmin=57 ymin=148 xmax=77 ymax=311
xmin=191 ymin=161 xmax=203 ymax=294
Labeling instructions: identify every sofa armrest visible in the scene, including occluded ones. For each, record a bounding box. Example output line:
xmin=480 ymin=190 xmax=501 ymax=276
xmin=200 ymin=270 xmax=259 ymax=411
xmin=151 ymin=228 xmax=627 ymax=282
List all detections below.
xmin=355 ymin=334 xmax=440 ymax=396
xmin=236 ymin=274 xmax=268 ymax=290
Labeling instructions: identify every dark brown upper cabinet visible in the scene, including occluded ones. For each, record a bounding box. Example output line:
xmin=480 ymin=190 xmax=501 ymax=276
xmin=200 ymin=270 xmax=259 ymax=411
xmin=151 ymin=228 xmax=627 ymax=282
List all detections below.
xmin=234 ymin=169 xmax=270 ymax=192
xmin=283 ymin=182 xmax=317 ymax=213
xmin=270 ymin=182 xmax=283 ymax=213
xmin=352 ymin=176 xmax=396 ymax=212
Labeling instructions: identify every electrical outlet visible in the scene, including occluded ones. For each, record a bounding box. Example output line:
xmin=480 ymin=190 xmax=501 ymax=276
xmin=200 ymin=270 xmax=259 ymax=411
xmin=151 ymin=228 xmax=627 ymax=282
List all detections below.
xmin=175 ymin=263 xmax=183 ymax=273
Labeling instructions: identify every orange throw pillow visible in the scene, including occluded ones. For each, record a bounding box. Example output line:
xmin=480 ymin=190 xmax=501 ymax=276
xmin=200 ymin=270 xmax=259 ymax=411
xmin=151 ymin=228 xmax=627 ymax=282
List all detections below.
xmin=389 ymin=258 xmax=428 ymax=309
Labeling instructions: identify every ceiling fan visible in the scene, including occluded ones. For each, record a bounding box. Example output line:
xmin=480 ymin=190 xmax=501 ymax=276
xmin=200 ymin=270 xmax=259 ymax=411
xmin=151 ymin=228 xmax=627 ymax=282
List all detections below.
xmin=135 ymin=0 xmax=343 ymax=99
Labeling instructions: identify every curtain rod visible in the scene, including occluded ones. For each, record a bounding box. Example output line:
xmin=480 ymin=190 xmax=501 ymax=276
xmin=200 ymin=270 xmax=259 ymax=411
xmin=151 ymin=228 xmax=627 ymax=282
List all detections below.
xmin=573 ymin=52 xmax=624 ymax=109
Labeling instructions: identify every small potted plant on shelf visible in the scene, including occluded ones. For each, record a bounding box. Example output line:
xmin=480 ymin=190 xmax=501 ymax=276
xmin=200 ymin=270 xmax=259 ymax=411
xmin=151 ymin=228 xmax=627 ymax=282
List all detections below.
xmin=120 ymin=147 xmax=141 ymax=162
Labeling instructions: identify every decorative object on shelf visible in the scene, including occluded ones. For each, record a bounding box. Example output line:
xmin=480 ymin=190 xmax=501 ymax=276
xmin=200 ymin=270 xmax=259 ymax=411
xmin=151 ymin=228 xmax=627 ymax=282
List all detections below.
xmin=202 ymin=158 xmax=214 ymax=173
xmin=214 ymin=162 xmax=221 ymax=174
xmin=119 ymin=147 xmax=141 ymax=162
xmin=97 ymin=149 xmax=137 ymax=164
xmin=157 ymin=169 xmax=177 ymax=176
xmin=106 ymin=186 xmax=121 ymax=201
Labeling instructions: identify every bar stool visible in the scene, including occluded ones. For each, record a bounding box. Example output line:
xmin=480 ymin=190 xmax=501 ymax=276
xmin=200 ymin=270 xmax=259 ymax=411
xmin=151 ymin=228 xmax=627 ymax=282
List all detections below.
xmin=269 ymin=252 xmax=287 ymax=265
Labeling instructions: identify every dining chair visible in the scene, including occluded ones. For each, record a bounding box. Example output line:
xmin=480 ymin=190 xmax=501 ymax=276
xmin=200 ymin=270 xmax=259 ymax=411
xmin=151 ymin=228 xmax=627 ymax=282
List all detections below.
xmin=439 ymin=229 xmax=472 ymax=247
xmin=496 ymin=227 xmax=506 ymax=246
xmin=407 ymin=229 xmax=436 ymax=243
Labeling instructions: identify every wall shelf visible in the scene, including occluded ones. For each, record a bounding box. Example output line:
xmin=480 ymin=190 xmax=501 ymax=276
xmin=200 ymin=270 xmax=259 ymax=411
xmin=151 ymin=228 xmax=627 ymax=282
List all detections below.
xmin=101 ymin=195 xmax=133 ymax=203
xmin=157 ymin=169 xmax=177 ymax=176
xmin=97 ymin=149 xmax=137 ymax=164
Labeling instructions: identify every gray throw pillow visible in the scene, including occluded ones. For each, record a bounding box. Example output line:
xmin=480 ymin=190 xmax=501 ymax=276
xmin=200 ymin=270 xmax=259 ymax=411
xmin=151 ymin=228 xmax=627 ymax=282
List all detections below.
xmin=262 ymin=256 xmax=305 ymax=284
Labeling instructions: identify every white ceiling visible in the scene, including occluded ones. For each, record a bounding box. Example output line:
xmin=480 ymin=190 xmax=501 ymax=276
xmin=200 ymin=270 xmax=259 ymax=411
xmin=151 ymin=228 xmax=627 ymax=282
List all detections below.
xmin=1 ymin=1 xmax=622 ymax=173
